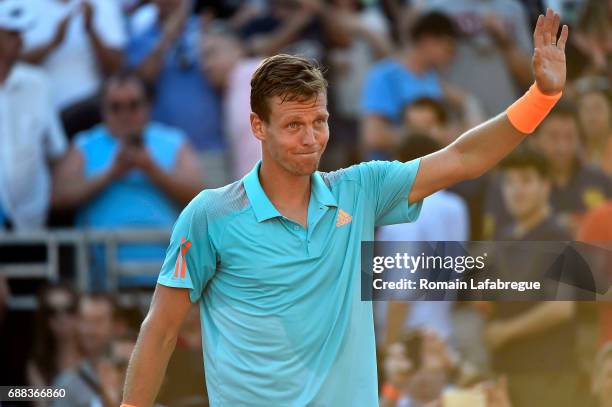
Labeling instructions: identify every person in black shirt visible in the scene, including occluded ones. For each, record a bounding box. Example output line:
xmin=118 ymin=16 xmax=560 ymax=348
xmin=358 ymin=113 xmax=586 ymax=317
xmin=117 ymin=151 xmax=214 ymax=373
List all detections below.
xmin=484 ymin=148 xmax=579 ymax=407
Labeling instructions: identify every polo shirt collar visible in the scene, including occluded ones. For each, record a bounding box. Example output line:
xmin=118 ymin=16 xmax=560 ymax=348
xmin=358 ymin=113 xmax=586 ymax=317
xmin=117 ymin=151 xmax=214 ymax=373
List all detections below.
xmin=311 ymin=170 xmax=337 ymax=208
xmin=243 ymin=161 xmax=338 ymax=223
xmin=243 ymin=161 xmax=282 ymax=222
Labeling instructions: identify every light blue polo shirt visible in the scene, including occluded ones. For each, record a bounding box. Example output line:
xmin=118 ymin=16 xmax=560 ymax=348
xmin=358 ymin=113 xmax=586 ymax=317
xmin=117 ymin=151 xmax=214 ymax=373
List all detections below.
xmin=157 ymin=159 xmax=423 ymax=406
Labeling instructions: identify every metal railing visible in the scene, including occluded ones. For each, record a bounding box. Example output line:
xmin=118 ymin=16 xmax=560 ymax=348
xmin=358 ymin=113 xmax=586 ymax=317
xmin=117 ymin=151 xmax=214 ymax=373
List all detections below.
xmin=0 ymin=228 xmax=171 ymax=309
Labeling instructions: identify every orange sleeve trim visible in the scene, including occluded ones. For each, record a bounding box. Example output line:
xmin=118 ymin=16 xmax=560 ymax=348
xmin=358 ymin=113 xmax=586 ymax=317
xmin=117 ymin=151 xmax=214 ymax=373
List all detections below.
xmin=506 ymin=83 xmax=562 ymax=134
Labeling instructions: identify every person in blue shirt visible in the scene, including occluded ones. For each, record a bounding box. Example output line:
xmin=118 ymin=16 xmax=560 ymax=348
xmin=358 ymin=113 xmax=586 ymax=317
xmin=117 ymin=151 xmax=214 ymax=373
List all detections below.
xmin=127 ymin=0 xmax=227 ymax=187
xmin=52 ymin=71 xmax=204 ymax=289
xmin=361 ymin=11 xmax=459 ymax=159
xmin=122 ymin=9 xmax=569 ymax=406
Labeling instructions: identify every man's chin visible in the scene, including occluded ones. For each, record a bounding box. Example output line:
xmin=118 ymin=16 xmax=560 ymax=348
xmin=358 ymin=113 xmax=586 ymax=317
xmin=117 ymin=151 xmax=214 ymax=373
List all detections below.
xmin=290 ymin=159 xmax=320 ymax=176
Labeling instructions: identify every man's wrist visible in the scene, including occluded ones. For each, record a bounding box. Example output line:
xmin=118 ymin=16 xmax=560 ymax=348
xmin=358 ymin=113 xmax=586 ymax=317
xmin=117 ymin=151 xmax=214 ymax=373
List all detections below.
xmin=506 ymin=82 xmax=562 ymax=133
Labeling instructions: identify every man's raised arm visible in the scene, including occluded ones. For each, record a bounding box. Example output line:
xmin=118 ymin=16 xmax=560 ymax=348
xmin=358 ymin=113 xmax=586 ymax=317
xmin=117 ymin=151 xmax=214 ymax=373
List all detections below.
xmin=122 ymin=285 xmax=193 ymax=407
xmin=409 ymin=9 xmax=569 ymax=204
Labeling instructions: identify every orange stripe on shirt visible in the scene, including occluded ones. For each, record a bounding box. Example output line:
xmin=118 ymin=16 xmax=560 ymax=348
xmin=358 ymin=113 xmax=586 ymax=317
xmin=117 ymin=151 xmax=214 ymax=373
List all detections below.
xmin=180 ymin=241 xmax=192 ymax=278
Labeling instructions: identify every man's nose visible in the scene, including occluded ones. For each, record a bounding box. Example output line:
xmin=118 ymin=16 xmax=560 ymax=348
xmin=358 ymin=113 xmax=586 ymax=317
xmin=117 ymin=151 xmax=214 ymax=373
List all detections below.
xmin=301 ymin=125 xmax=316 ymax=145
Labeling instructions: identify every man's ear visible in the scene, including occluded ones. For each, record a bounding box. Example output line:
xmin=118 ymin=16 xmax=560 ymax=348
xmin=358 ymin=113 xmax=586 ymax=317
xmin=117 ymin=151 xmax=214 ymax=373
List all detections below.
xmin=250 ymin=112 xmax=266 ymax=142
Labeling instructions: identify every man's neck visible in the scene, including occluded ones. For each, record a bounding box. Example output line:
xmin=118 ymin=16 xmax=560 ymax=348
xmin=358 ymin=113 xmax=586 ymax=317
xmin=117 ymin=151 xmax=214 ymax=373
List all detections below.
xmin=403 ymin=48 xmax=427 ymax=75
xmin=515 ymin=205 xmax=550 ymax=236
xmin=259 ymin=160 xmax=311 ymax=226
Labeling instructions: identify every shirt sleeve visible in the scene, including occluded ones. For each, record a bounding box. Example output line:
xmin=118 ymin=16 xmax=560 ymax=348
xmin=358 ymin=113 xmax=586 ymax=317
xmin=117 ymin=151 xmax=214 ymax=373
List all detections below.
xmin=358 ymin=159 xmax=424 ymax=226
xmin=157 ymin=195 xmax=217 ymax=303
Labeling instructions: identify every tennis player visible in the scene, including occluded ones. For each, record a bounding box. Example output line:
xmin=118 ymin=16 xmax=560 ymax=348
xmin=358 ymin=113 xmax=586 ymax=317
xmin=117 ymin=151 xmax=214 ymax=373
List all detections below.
xmin=122 ymin=9 xmax=568 ymax=407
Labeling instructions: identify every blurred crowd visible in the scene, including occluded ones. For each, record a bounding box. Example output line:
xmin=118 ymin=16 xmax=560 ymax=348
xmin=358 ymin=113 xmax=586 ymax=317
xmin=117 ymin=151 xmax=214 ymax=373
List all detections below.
xmin=1 ymin=0 xmax=612 ymax=406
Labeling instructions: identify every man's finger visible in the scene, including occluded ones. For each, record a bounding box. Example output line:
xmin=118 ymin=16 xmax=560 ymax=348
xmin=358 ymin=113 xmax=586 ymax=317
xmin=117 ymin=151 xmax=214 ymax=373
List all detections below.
xmin=551 ymin=13 xmax=560 ymax=44
xmin=534 ymin=14 xmax=544 ymax=49
xmin=557 ymin=24 xmax=569 ymax=51
xmin=543 ymin=8 xmax=553 ymax=45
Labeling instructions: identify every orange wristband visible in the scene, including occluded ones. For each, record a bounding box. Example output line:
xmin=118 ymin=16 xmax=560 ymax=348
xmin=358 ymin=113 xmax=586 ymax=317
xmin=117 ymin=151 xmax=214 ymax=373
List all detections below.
xmin=506 ymin=83 xmax=562 ymax=134
xmin=381 ymin=383 xmax=401 ymax=401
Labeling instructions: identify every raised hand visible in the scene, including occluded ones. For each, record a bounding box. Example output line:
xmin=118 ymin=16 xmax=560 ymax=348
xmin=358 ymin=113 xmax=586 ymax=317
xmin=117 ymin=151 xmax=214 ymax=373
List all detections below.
xmin=533 ymin=8 xmax=569 ymax=95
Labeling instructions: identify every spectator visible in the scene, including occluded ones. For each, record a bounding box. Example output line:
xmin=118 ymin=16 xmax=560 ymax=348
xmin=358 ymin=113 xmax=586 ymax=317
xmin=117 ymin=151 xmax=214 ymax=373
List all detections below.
xmin=380 ymin=330 xmax=455 ymax=407
xmin=497 ymin=147 xmax=569 ymax=240
xmin=577 ymin=201 xmax=612 ymax=346
xmin=376 ymin=135 xmax=469 ymax=347
xmin=200 ymin=30 xmax=261 ymax=180
xmin=325 ymin=0 xmax=393 ymax=169
xmin=27 ymin=284 xmax=81 ymax=392
xmin=327 ymin=0 xmax=392 ymax=121
xmin=92 ymin=331 xmax=139 ymax=407
xmin=486 ymin=148 xmax=578 ymax=406
xmin=237 ymin=0 xmax=328 ymax=61
xmin=592 ymin=342 xmax=612 ymax=407
xmin=127 ymin=0 xmax=227 ymax=187
xmin=21 ymin=0 xmax=125 ymax=136
xmin=194 ymin=0 xmax=263 ymax=33
xmin=0 ymin=0 xmax=67 ymax=230
xmin=423 ymin=0 xmax=534 ymax=118
xmin=574 ymin=0 xmax=612 ymax=74
xmin=575 ymin=79 xmax=612 ymax=175
xmin=402 ymin=98 xmax=451 ymax=146
xmin=531 ymin=101 xmax=612 ymax=232
xmin=360 ymin=11 xmax=458 ymax=159
xmin=484 ymin=101 xmax=612 ymax=238
xmin=51 ymin=71 xmax=203 ymax=289
xmin=52 ymin=294 xmax=118 ymax=407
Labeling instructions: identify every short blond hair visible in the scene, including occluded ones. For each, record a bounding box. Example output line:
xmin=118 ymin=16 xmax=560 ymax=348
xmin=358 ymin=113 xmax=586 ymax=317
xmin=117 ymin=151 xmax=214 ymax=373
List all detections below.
xmin=250 ymin=54 xmax=327 ymax=123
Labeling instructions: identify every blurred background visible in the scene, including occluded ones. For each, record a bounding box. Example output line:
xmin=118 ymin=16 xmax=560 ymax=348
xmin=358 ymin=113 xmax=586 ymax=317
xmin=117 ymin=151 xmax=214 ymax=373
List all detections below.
xmin=0 ymin=0 xmax=611 ymax=406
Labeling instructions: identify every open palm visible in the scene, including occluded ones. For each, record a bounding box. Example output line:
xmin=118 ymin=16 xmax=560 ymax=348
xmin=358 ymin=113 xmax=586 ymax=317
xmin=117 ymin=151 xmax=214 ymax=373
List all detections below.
xmin=533 ymin=8 xmax=569 ymax=95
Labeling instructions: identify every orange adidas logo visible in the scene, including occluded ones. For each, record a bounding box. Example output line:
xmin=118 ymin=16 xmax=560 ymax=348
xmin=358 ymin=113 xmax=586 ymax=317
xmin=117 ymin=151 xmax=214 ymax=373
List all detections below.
xmin=173 ymin=237 xmax=192 ymax=279
xmin=336 ymin=209 xmax=352 ymax=227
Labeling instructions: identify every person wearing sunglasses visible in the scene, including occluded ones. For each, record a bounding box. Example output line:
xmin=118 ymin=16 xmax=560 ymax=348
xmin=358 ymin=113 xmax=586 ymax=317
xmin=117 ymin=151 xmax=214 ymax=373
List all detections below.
xmin=27 ymin=283 xmax=81 ymax=402
xmin=51 ymin=71 xmax=204 ymax=290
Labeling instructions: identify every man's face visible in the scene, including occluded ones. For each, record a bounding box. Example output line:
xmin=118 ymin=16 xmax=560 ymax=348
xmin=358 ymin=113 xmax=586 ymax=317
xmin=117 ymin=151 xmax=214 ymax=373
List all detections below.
xmin=579 ymin=91 xmax=611 ymax=138
xmin=46 ymin=289 xmax=78 ymax=338
xmin=251 ymin=94 xmax=329 ymax=176
xmin=0 ymin=28 xmax=22 ymax=66
xmin=103 ymin=81 xmax=149 ymax=139
xmin=534 ymin=115 xmax=579 ymax=170
xmin=78 ymin=299 xmax=114 ymax=358
xmin=200 ymin=34 xmax=241 ymax=90
xmin=502 ymin=167 xmax=550 ymax=221
xmin=422 ymin=36 xmax=456 ymax=70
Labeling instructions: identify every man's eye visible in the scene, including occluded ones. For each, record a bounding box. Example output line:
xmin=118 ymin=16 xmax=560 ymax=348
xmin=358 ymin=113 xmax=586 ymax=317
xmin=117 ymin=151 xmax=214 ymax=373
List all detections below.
xmin=288 ymin=122 xmax=300 ymax=129
xmin=315 ymin=119 xmax=327 ymax=125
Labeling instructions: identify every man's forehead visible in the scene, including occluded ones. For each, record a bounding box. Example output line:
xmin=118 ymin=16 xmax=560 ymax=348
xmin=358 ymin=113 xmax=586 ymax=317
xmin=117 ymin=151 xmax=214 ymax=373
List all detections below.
xmin=270 ymin=94 xmax=328 ymax=114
